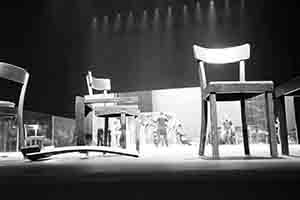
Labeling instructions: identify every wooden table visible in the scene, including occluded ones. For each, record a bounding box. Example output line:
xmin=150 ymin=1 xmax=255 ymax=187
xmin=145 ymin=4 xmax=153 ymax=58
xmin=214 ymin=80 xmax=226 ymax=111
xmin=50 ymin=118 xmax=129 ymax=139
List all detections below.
xmin=275 ymin=76 xmax=300 ymax=155
xmin=75 ymin=95 xmax=140 ymax=151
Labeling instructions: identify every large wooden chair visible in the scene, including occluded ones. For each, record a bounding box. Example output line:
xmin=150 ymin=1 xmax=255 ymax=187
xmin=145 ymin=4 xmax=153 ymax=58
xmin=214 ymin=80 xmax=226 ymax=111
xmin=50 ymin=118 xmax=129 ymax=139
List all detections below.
xmin=193 ymin=44 xmax=278 ymax=158
xmin=75 ymin=71 xmax=140 ymax=151
xmin=274 ymin=76 xmax=300 ymax=155
xmin=0 ymin=62 xmax=29 ymax=151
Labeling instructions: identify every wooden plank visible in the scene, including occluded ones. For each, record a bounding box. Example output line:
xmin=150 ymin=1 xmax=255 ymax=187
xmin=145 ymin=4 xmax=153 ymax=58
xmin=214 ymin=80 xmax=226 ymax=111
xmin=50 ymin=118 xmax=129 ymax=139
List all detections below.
xmin=239 ymin=60 xmax=246 ymax=81
xmin=84 ymin=96 xmax=139 ymax=104
xmin=198 ymin=61 xmax=207 ymax=89
xmin=276 ymin=97 xmax=289 ymax=155
xmin=199 ymin=100 xmax=208 ymax=156
xmin=240 ymin=97 xmax=250 ymax=155
xmin=207 ymin=81 xmax=274 ymax=94
xmin=193 ymin=44 xmax=250 ymax=64
xmin=265 ymin=92 xmax=278 ymax=157
xmin=94 ymin=106 xmax=140 ymax=117
xmin=75 ymin=96 xmax=85 ymax=145
xmin=209 ymin=93 xmax=219 ymax=158
xmin=25 ymin=146 xmax=139 ymax=161
xmin=275 ymin=76 xmax=300 ymax=98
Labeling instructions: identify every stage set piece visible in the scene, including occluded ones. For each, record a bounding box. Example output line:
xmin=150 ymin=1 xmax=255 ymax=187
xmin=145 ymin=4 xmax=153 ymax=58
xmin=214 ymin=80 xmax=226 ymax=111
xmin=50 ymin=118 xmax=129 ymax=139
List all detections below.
xmin=24 ymin=145 xmax=139 ymax=161
xmin=75 ymin=71 xmax=140 ymax=155
xmin=275 ymin=76 xmax=300 ymax=155
xmin=0 ymin=62 xmax=29 ymax=152
xmin=193 ymin=43 xmax=278 ymax=159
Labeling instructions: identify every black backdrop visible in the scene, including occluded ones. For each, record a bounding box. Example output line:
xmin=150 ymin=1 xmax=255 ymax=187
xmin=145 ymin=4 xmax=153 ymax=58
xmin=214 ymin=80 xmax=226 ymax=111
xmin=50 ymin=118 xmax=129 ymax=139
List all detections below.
xmin=0 ymin=0 xmax=299 ymax=118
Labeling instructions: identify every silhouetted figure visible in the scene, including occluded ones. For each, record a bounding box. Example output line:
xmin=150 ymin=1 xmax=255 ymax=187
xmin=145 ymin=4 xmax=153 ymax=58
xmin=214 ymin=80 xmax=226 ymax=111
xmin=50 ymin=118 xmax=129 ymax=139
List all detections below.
xmin=97 ymin=128 xmax=104 ymax=146
xmin=156 ymin=112 xmax=168 ymax=147
xmin=112 ymin=120 xmax=121 ymax=147
xmin=85 ymin=134 xmax=93 ymax=145
xmin=176 ymin=124 xmax=192 ymax=145
xmin=222 ymin=118 xmax=235 ymax=144
xmin=81 ymin=134 xmax=93 ymax=156
xmin=153 ymin=131 xmax=160 ymax=147
xmin=275 ymin=117 xmax=280 ymax=144
xmin=107 ymin=130 xmax=111 ymax=147
xmin=119 ymin=131 xmax=126 ymax=148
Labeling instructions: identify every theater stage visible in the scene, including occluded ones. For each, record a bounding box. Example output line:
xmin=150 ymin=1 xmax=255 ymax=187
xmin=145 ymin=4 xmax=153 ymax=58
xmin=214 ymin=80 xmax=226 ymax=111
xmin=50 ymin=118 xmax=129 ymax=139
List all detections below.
xmin=1 ymin=144 xmax=300 ymax=181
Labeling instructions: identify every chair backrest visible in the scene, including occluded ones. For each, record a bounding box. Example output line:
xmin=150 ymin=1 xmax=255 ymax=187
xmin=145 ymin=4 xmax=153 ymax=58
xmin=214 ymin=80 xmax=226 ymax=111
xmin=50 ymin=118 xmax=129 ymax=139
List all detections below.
xmin=193 ymin=44 xmax=250 ymax=89
xmin=0 ymin=62 xmax=29 ymax=149
xmin=86 ymin=71 xmax=111 ymax=95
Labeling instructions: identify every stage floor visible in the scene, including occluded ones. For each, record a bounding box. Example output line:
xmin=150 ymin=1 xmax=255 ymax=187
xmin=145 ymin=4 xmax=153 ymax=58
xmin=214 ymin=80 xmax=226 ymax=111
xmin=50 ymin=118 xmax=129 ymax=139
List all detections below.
xmin=1 ymin=144 xmax=300 ymax=200
xmin=1 ymin=144 xmax=300 ymax=182
xmin=1 ymin=143 xmax=300 ymax=160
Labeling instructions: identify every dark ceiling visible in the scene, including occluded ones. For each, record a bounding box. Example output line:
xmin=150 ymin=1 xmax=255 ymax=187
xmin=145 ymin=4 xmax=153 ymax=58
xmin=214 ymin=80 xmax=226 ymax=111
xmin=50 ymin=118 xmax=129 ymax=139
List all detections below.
xmin=0 ymin=0 xmax=299 ymax=118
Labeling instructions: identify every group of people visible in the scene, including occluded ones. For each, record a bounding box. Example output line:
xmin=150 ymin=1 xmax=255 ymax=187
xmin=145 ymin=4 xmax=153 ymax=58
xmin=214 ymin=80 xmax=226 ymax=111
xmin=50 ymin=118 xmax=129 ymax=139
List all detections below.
xmin=96 ymin=128 xmax=111 ymax=147
xmin=152 ymin=112 xmax=191 ymax=147
xmin=90 ymin=112 xmax=192 ymax=148
xmin=96 ymin=119 xmax=125 ymax=148
xmin=219 ymin=118 xmax=236 ymax=144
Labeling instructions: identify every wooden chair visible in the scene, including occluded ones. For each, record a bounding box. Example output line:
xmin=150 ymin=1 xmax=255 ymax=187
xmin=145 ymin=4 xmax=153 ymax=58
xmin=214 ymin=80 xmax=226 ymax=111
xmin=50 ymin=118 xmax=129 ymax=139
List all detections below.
xmin=274 ymin=76 xmax=300 ymax=155
xmin=0 ymin=62 xmax=29 ymax=151
xmin=193 ymin=44 xmax=278 ymax=158
xmin=24 ymin=124 xmax=45 ymax=149
xmin=75 ymin=71 xmax=140 ymax=151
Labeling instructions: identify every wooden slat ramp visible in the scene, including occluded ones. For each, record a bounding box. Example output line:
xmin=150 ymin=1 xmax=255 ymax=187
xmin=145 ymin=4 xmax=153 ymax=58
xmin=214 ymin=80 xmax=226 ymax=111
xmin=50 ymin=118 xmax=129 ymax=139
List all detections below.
xmin=25 ymin=146 xmax=139 ymax=161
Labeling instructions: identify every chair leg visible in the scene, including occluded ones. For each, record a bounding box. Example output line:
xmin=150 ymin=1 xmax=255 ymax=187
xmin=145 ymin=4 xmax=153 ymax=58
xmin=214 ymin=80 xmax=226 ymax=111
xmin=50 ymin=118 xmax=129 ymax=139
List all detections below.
xmin=120 ymin=112 xmax=127 ymax=149
xmin=240 ymin=97 xmax=250 ymax=155
xmin=276 ymin=97 xmax=289 ymax=155
xmin=265 ymin=92 xmax=278 ymax=157
xmin=92 ymin=110 xmax=97 ymax=145
xmin=210 ymin=93 xmax=219 ymax=158
xmin=75 ymin=96 xmax=85 ymax=145
xmin=104 ymin=117 xmax=109 ymax=146
xmin=135 ymin=117 xmax=140 ymax=153
xmin=199 ymin=100 xmax=208 ymax=156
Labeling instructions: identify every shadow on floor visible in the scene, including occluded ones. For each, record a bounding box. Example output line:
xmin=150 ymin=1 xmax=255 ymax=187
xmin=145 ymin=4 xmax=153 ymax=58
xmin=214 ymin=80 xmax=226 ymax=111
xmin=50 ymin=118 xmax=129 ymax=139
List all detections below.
xmin=199 ymin=156 xmax=286 ymax=160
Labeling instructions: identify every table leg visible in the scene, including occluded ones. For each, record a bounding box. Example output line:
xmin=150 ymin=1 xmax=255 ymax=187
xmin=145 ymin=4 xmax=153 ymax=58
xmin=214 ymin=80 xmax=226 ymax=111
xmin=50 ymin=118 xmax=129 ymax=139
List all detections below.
xmin=120 ymin=113 xmax=126 ymax=149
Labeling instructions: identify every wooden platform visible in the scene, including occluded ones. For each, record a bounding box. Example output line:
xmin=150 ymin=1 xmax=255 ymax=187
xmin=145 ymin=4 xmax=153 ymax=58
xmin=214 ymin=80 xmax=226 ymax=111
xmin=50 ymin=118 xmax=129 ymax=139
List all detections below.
xmin=24 ymin=145 xmax=139 ymax=161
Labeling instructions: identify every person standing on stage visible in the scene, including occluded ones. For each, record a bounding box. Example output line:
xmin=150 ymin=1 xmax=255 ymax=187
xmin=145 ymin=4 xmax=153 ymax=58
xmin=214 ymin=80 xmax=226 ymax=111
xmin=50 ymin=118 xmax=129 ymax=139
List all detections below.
xmin=97 ymin=128 xmax=104 ymax=146
xmin=156 ymin=112 xmax=169 ymax=147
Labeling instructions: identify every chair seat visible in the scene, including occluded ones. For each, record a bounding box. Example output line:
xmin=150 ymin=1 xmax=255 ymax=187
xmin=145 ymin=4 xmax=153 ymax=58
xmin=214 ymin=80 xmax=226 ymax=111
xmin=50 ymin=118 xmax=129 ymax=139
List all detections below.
xmin=93 ymin=105 xmax=140 ymax=117
xmin=275 ymin=76 xmax=300 ymax=97
xmin=84 ymin=94 xmax=138 ymax=104
xmin=203 ymin=81 xmax=273 ymax=100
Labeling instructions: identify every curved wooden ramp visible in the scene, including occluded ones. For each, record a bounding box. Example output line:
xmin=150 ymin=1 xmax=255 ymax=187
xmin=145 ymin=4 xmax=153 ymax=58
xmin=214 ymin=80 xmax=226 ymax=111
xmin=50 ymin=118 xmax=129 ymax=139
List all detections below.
xmin=25 ymin=146 xmax=139 ymax=161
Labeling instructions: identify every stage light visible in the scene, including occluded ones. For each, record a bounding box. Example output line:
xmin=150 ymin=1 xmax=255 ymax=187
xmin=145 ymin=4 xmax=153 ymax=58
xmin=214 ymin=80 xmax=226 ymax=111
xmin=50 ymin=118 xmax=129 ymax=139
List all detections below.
xmin=166 ymin=6 xmax=172 ymax=29
xmin=183 ymin=4 xmax=189 ymax=25
xmin=208 ymin=0 xmax=217 ymax=42
xmin=154 ymin=7 xmax=159 ymax=21
xmin=153 ymin=8 xmax=160 ymax=32
xmin=126 ymin=11 xmax=134 ymax=32
xmin=102 ymin=15 xmax=109 ymax=33
xmin=140 ymin=10 xmax=148 ymax=31
xmin=225 ymin=0 xmax=230 ymax=17
xmin=195 ymin=1 xmax=202 ymax=24
xmin=92 ymin=17 xmax=97 ymax=28
xmin=168 ymin=5 xmax=172 ymax=16
xmin=210 ymin=0 xmax=214 ymax=7
xmin=113 ymin=13 xmax=121 ymax=32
